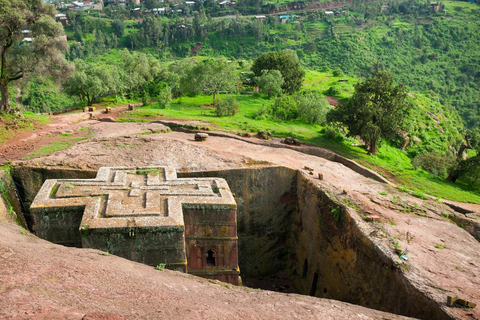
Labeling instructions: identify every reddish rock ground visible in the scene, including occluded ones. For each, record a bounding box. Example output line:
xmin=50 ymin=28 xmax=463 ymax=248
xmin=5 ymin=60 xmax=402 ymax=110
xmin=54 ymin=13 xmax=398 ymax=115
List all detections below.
xmin=0 ymin=223 xmax=415 ymax=320
xmin=1 ymin=108 xmax=479 ymax=320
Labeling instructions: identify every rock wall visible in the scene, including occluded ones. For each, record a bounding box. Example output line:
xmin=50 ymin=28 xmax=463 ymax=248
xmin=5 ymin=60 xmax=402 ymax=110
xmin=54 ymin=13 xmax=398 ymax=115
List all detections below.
xmin=9 ymin=164 xmax=452 ymax=319
xmin=290 ymin=173 xmax=451 ymax=320
xmin=0 ymin=168 xmax=26 ymax=226
xmin=11 ymin=165 xmax=97 ymax=229
xmin=180 ymin=166 xmax=297 ymax=278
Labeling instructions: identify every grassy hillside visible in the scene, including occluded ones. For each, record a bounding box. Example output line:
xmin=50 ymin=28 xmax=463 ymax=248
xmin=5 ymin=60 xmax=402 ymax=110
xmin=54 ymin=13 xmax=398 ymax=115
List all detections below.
xmin=7 ymin=0 xmax=479 ymax=204
xmin=112 ymin=68 xmax=479 ymax=203
xmin=52 ymin=0 xmax=480 ymax=129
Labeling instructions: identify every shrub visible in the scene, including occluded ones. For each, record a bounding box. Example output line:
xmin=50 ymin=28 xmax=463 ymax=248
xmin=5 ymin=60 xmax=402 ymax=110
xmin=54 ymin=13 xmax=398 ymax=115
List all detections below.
xmin=332 ymin=68 xmax=343 ymax=77
xmin=324 ymin=86 xmax=340 ymax=96
xmin=251 ymin=105 xmax=269 ymax=120
xmin=269 ymin=95 xmax=298 ymax=121
xmin=157 ymin=86 xmax=172 ymax=109
xmin=411 ymin=152 xmax=455 ymax=178
xmin=215 ymin=98 xmax=240 ymax=117
xmin=323 ymin=126 xmax=344 ymax=142
xmin=296 ymin=92 xmax=330 ymax=125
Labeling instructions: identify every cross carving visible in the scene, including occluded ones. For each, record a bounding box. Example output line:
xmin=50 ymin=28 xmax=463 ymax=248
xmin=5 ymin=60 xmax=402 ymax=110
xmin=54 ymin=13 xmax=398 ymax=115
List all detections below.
xmin=30 ymin=167 xmax=236 ymax=231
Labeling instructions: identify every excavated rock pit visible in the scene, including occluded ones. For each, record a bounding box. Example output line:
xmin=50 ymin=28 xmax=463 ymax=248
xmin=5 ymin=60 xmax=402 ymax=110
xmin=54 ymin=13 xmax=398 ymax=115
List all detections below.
xmin=5 ymin=164 xmax=452 ymax=320
xmin=1 ymin=119 xmax=479 ymax=320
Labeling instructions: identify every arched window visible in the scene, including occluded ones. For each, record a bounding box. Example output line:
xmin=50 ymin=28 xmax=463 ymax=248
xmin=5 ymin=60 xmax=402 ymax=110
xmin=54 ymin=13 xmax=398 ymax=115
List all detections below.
xmin=206 ymin=250 xmax=216 ymax=267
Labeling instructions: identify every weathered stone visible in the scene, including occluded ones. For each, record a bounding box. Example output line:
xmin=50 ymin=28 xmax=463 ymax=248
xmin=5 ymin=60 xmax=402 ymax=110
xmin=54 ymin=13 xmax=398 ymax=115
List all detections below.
xmin=257 ymin=130 xmax=269 ymax=140
xmin=30 ymin=167 xmax=239 ymax=285
xmin=446 ymin=295 xmax=457 ymax=307
xmin=456 ymin=299 xmax=476 ymax=308
xmin=105 ymin=107 xmax=112 ymax=114
xmin=127 ymin=103 xmax=141 ymax=111
xmin=83 ymin=107 xmax=89 ymax=113
xmin=195 ymin=133 xmax=209 ymax=141
xmin=283 ymin=137 xmax=301 ymax=146
xmin=88 ymin=106 xmax=96 ymax=112
xmin=98 ymin=117 xmax=117 ymax=123
xmin=318 ymin=173 xmax=324 ymax=180
xmin=365 ymin=215 xmax=381 ymax=222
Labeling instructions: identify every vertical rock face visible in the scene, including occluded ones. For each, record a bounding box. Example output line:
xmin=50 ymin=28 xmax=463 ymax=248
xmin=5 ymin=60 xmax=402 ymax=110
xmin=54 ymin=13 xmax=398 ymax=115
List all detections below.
xmin=29 ymin=166 xmax=240 ymax=285
xmin=11 ymin=164 xmax=455 ymax=319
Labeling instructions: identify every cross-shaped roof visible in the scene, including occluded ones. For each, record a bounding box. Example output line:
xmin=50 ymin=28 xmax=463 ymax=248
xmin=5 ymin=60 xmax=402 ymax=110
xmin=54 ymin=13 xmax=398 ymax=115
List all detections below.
xmin=30 ymin=167 xmax=236 ymax=231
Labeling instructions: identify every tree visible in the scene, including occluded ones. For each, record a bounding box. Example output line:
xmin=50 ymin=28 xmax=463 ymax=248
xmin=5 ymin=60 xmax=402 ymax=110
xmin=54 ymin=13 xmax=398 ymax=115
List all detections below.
xmin=64 ymin=60 xmax=123 ymax=106
xmin=447 ymin=129 xmax=480 ymax=186
xmin=251 ymin=50 xmax=305 ymax=94
xmin=297 ymin=91 xmax=330 ymax=125
xmin=190 ymin=59 xmax=238 ymax=102
xmin=112 ymin=19 xmax=125 ymax=38
xmin=255 ymin=69 xmax=284 ymax=98
xmin=327 ymin=70 xmax=409 ymax=154
xmin=0 ymin=0 xmax=69 ymax=113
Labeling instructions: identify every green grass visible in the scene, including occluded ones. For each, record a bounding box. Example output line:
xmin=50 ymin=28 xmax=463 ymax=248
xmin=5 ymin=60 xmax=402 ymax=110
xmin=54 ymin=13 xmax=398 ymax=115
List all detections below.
xmin=123 ymin=94 xmax=324 ymax=139
xmin=118 ymin=91 xmax=480 ymax=204
xmin=26 ymin=133 xmax=93 ymax=159
xmin=0 ymin=112 xmax=51 ymax=144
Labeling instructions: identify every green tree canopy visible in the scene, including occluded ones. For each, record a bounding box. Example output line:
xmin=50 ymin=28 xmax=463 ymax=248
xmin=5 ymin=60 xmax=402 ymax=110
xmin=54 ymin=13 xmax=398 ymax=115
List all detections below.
xmin=189 ymin=59 xmax=238 ymax=102
xmin=448 ymin=128 xmax=480 ymax=187
xmin=251 ymin=50 xmax=305 ymax=94
xmin=64 ymin=60 xmax=123 ymax=106
xmin=0 ymin=0 xmax=69 ymax=113
xmin=327 ymin=70 xmax=409 ymax=154
xmin=255 ymin=69 xmax=284 ymax=98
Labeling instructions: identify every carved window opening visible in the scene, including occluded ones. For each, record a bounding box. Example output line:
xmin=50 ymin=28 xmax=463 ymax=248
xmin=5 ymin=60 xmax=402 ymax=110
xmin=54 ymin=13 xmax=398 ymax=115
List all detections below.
xmin=206 ymin=250 xmax=216 ymax=267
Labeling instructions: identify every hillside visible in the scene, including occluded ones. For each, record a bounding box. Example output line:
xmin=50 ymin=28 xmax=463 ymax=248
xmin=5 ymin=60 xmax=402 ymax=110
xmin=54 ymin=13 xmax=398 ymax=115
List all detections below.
xmin=48 ymin=0 xmax=480 ymax=129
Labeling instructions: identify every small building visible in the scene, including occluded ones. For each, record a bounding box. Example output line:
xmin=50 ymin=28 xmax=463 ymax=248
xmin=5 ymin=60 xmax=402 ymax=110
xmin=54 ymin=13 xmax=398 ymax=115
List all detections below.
xmin=131 ymin=7 xmax=142 ymax=16
xmin=430 ymin=2 xmax=440 ymax=11
xmin=72 ymin=1 xmax=84 ymax=7
xmin=90 ymin=2 xmax=103 ymax=10
xmin=278 ymin=14 xmax=294 ymax=23
xmin=185 ymin=1 xmax=195 ymax=5
xmin=55 ymin=13 xmax=69 ymax=26
xmin=380 ymin=5 xmax=388 ymax=12
xmin=255 ymin=15 xmax=266 ymax=20
xmin=325 ymin=11 xmax=334 ymax=15
xmin=219 ymin=0 xmax=230 ymax=7
xmin=152 ymin=7 xmax=166 ymax=14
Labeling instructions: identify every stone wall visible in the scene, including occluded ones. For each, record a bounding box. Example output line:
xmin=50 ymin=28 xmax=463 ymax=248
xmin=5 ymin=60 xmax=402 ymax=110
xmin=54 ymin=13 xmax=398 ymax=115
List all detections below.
xmin=11 ymin=165 xmax=97 ymax=229
xmin=9 ymin=164 xmax=453 ymax=319
xmin=180 ymin=166 xmax=298 ymax=278
xmin=290 ymin=173 xmax=451 ymax=320
xmin=0 ymin=168 xmax=26 ymax=226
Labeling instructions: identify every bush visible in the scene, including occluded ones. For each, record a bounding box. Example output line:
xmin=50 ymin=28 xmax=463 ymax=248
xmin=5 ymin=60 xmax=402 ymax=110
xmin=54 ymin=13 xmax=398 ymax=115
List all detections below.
xmin=324 ymin=86 xmax=340 ymax=96
xmin=323 ymin=126 xmax=344 ymax=141
xmin=215 ymin=98 xmax=240 ymax=117
xmin=269 ymin=95 xmax=298 ymax=121
xmin=251 ymin=105 xmax=269 ymax=120
xmin=157 ymin=86 xmax=172 ymax=109
xmin=296 ymin=92 xmax=330 ymax=125
xmin=332 ymin=68 xmax=343 ymax=77
xmin=411 ymin=152 xmax=455 ymax=178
